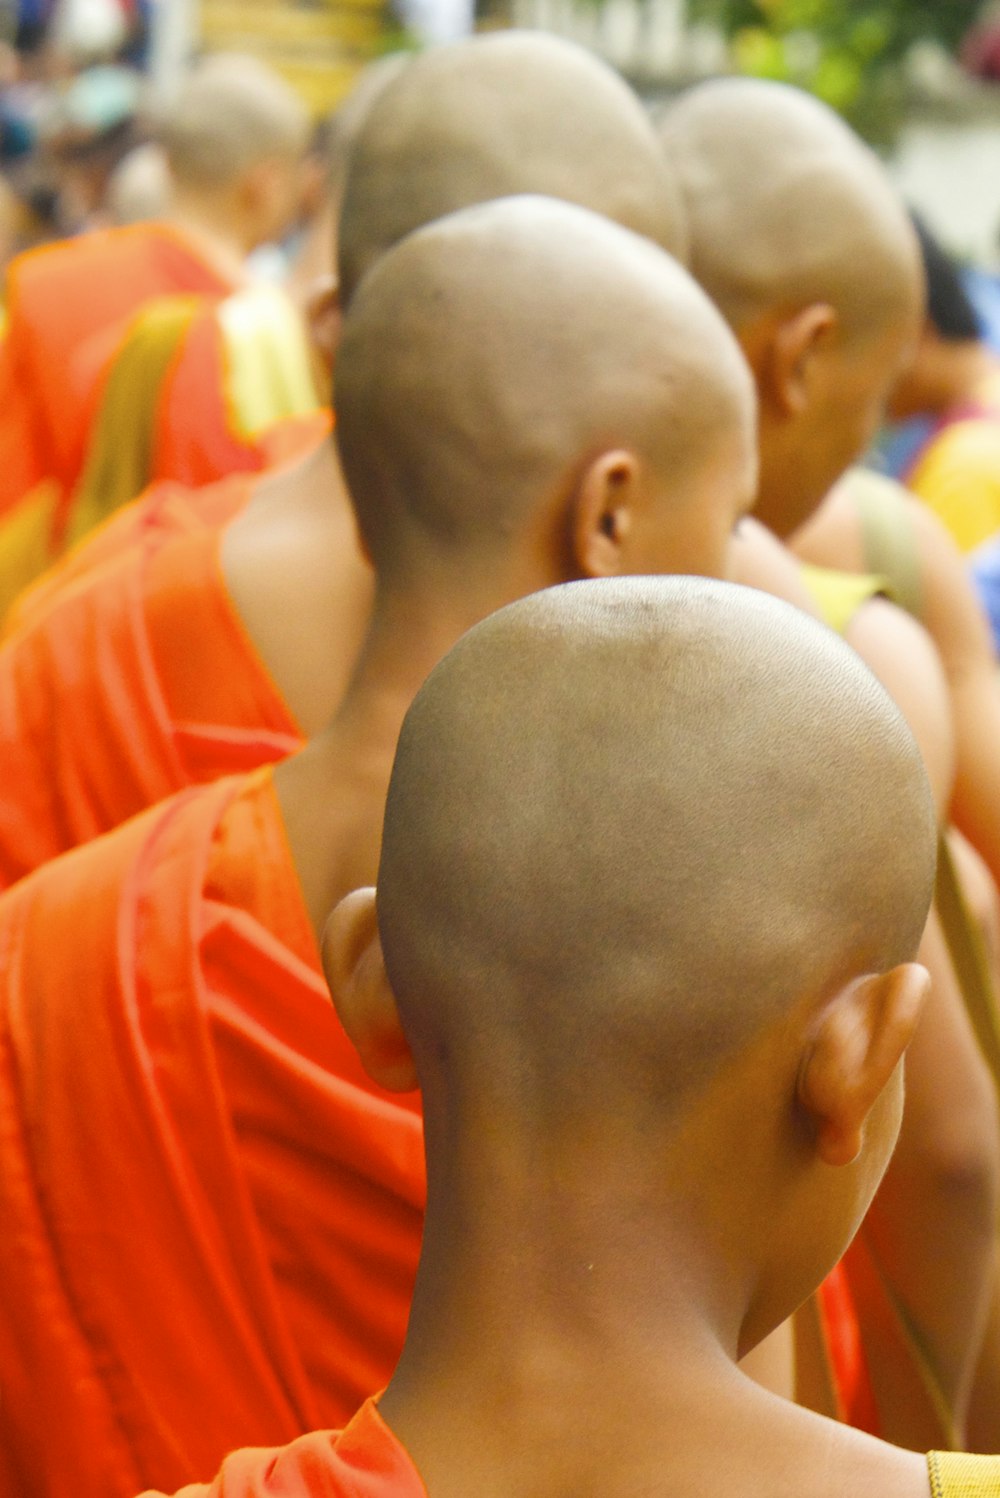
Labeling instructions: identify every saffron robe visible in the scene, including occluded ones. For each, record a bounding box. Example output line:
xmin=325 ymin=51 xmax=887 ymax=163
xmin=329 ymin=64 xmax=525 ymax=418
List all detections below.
xmin=63 ymin=287 xmax=326 ymax=556
xmin=0 ymin=477 xmax=306 ymax=888
xmin=3 ymin=416 xmax=328 ymax=641
xmin=139 ymin=1401 xmax=427 ymax=1498
xmin=0 ymin=223 xmax=237 ymax=532
xmin=0 ymin=771 xmax=424 ymax=1496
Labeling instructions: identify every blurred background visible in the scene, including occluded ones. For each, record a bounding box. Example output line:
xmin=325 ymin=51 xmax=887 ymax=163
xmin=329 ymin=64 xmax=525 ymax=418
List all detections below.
xmin=2 ymin=0 xmax=1000 ymax=279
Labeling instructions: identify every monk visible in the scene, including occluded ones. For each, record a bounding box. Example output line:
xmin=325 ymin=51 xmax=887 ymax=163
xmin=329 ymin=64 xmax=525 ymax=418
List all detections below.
xmin=658 ymin=78 xmax=1000 ymax=1445
xmin=0 ymin=197 xmax=759 ymax=1497
xmin=56 ymin=64 xmax=415 ymax=541
xmin=142 ymin=576 xmax=999 ymax=1498
xmin=885 ymin=215 xmax=1000 ymax=552
xmin=0 ymin=53 xmax=309 ymax=597
xmin=0 ymin=31 xmax=690 ymax=888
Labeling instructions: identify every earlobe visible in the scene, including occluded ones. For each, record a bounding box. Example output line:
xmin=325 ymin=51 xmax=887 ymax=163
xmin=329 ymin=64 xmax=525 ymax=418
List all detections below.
xmin=322 ymin=889 xmax=418 ymax=1093
xmin=572 ymin=449 xmax=638 ymax=578
xmin=798 ymin=963 xmax=929 ymax=1167
xmin=766 ymin=303 xmax=837 ymax=419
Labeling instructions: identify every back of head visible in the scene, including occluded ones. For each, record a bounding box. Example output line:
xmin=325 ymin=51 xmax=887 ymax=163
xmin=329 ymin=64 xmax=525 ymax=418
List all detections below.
xmin=657 ymin=79 xmax=920 ymax=343
xmin=325 ymin=55 xmax=411 ymax=215
xmin=159 ymin=53 xmax=310 ymax=191
xmin=338 ymin=31 xmax=686 ymax=302
xmin=378 ymin=577 xmax=936 ymax=1123
xmin=911 ymin=211 xmax=981 ymax=343
xmin=334 ymin=195 xmax=755 ymax=584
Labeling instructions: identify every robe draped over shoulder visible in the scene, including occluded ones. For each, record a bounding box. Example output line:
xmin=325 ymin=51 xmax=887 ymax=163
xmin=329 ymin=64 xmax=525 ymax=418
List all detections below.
xmin=0 ymin=481 xmax=302 ymax=888
xmin=0 ymin=772 xmax=424 ymax=1495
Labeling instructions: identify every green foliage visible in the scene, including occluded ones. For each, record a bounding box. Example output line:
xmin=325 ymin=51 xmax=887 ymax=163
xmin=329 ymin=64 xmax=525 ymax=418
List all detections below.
xmin=687 ymin=0 xmax=982 ymax=141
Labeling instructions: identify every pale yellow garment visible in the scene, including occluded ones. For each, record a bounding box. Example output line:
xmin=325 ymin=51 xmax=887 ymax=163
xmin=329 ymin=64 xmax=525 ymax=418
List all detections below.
xmin=797 ymin=562 xmax=886 ymax=634
xmin=927 ymin=1450 xmax=1000 ymax=1495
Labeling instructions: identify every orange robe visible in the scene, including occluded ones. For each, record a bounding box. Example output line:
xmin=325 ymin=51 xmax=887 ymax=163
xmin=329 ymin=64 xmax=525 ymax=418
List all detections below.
xmin=0 ymin=223 xmax=237 ymax=534
xmin=0 ymin=771 xmax=424 ymax=1496
xmin=3 ymin=413 xmax=330 ymax=640
xmin=0 ymin=476 xmax=306 ymax=889
xmin=140 ymin=1402 xmax=426 ymax=1498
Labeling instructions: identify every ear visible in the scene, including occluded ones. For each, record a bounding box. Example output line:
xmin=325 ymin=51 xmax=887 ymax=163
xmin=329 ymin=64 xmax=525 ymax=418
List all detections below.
xmin=761 ymin=303 xmax=837 ymax=419
xmin=797 ymin=964 xmax=929 ymax=1167
xmin=303 ymin=273 xmax=342 ymax=375
xmin=572 ymin=449 xmax=641 ymax=578
xmin=322 ymin=888 xmax=418 ymax=1093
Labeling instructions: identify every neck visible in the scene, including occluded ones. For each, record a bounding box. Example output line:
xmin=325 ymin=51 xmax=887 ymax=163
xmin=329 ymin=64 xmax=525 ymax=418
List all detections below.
xmin=166 ymin=190 xmax=255 ymax=284
xmin=379 ymin=1133 xmax=925 ymax=1498
xmin=273 ymin=576 xmax=537 ymax=937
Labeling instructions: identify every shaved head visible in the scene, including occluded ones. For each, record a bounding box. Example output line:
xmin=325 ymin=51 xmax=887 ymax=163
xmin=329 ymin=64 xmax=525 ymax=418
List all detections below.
xmin=334 ymin=196 xmax=755 ymax=583
xmin=160 ymin=53 xmax=309 ymax=189
xmin=338 ymin=31 xmax=686 ymax=302
xmin=378 ymin=577 xmax=936 ymax=1122
xmin=324 ymin=55 xmax=411 ymax=212
xmin=657 ymin=79 xmax=921 ymax=343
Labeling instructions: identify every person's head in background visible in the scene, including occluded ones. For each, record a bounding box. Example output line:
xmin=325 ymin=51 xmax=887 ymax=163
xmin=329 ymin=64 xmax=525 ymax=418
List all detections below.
xmin=337 ymin=30 xmax=687 ymax=309
xmin=158 ymin=53 xmax=311 ymax=259
xmin=658 ymin=79 xmax=923 ymax=538
xmin=40 ymin=64 xmax=147 ymax=231
xmin=887 ymin=212 xmax=997 ymax=422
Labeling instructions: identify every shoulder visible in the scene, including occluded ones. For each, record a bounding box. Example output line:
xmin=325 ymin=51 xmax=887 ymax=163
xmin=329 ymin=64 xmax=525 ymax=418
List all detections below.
xmin=845 ymin=597 xmax=954 ymax=818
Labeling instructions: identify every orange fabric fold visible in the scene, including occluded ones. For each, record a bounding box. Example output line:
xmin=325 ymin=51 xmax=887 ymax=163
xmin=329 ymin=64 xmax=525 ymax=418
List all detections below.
xmin=0 ymin=223 xmax=236 ymax=531
xmin=4 ymin=470 xmax=260 ymax=639
xmin=139 ymin=1400 xmax=427 ymax=1498
xmin=0 ymin=773 xmax=424 ymax=1496
xmin=0 ymin=478 xmax=305 ymax=889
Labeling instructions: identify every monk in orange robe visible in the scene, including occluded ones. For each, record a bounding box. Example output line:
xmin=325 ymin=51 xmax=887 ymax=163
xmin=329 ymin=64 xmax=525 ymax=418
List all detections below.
xmin=658 ymin=78 xmax=1000 ymax=1444
xmin=0 ymin=31 xmax=688 ymax=885
xmin=0 ymin=55 xmax=308 ymax=583
xmin=0 ymin=190 xmax=760 ymax=1497
xmin=141 ymin=579 xmax=999 ymax=1498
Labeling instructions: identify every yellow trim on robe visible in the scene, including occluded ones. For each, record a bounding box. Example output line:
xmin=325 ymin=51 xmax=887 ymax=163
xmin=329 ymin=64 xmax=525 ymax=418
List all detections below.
xmin=928 ymin=1450 xmax=1000 ymax=1496
xmin=66 ymin=295 xmax=204 ymax=550
xmin=798 ymin=563 xmax=887 ymax=635
xmin=217 ymin=284 xmax=318 ymax=439
xmin=0 ymin=478 xmax=60 ymax=622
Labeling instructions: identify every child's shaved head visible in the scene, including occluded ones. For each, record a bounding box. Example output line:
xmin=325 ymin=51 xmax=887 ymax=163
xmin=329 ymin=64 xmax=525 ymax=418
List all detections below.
xmin=160 ymin=53 xmax=310 ymax=189
xmin=657 ymin=79 xmax=920 ymax=345
xmin=335 ymin=196 xmax=755 ymax=586
xmin=377 ymin=577 xmax=936 ymax=1121
xmin=338 ymin=31 xmax=686 ymax=302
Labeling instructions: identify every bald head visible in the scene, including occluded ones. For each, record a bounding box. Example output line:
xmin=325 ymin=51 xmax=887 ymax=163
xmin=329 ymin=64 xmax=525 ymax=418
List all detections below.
xmin=378 ymin=577 xmax=936 ymax=1121
xmin=658 ymin=79 xmax=921 ymax=343
xmin=160 ymin=53 xmax=309 ymax=190
xmin=334 ymin=196 xmax=755 ymax=584
xmin=338 ymin=31 xmax=686 ymax=302
xmin=325 ymin=55 xmax=410 ymax=211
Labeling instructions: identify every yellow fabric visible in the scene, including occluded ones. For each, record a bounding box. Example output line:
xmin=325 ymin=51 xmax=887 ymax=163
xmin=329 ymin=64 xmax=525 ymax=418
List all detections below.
xmin=845 ymin=467 xmax=925 ymax=622
xmin=0 ymin=479 xmax=60 ymax=621
xmin=908 ymin=419 xmax=1000 ymax=554
xmin=66 ymin=295 xmax=203 ymax=550
xmin=217 ymin=284 xmax=317 ymax=439
xmin=927 ymin=1450 xmax=1000 ymax=1496
xmin=798 ymin=563 xmax=886 ymax=635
